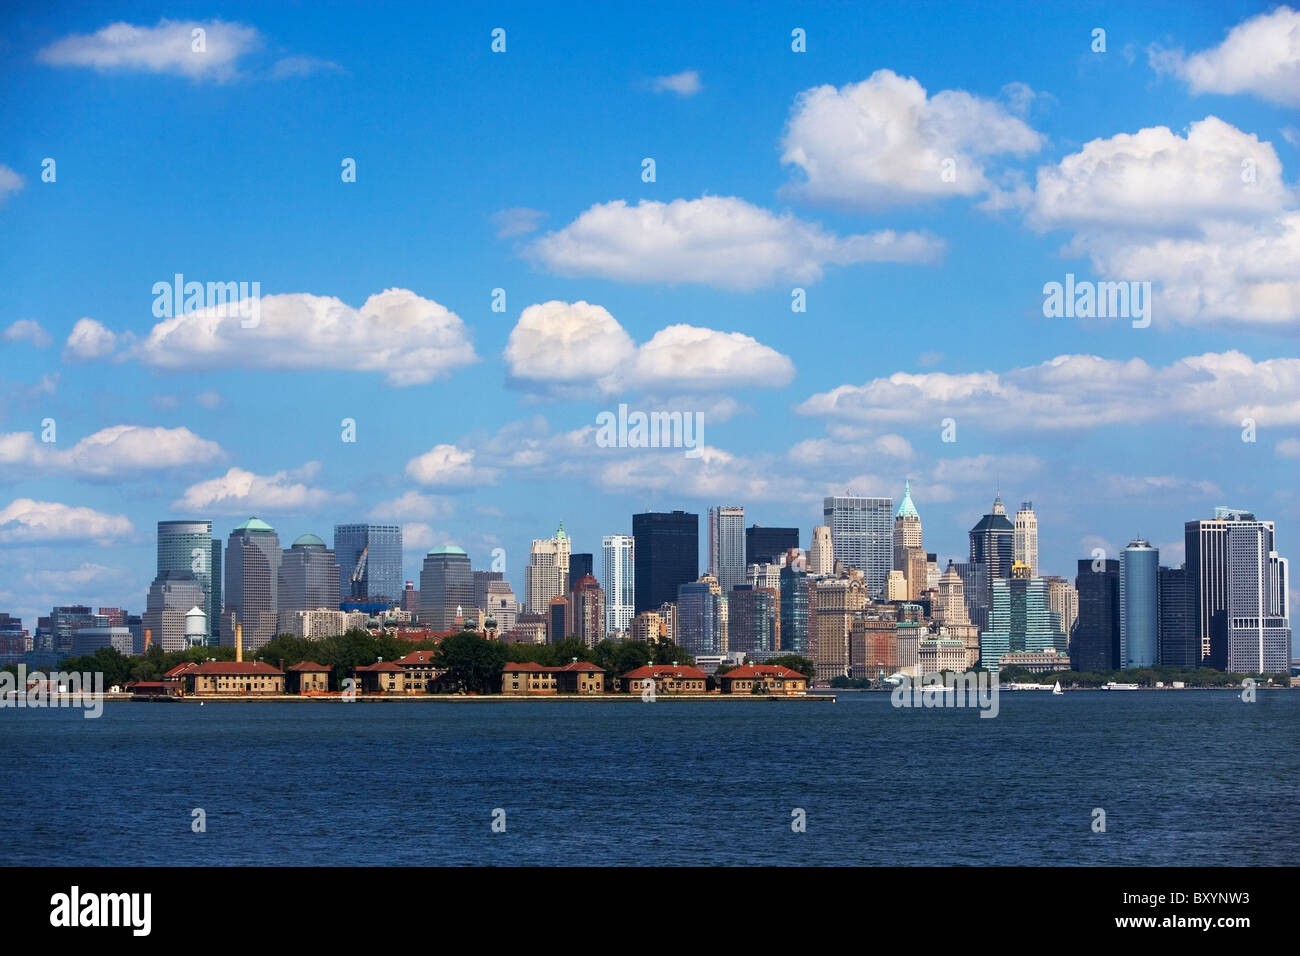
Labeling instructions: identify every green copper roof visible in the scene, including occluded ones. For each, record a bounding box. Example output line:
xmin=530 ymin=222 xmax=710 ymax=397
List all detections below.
xmin=556 ymin=520 xmax=567 ymax=540
xmin=427 ymin=545 xmax=467 ymax=556
xmin=896 ymin=481 xmax=920 ymax=520
xmin=234 ymin=516 xmax=274 ymax=532
xmin=292 ymin=533 xmax=326 ymax=548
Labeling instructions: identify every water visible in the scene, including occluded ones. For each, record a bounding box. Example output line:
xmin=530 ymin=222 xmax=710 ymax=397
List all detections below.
xmin=2 ymin=691 xmax=1296 ymax=865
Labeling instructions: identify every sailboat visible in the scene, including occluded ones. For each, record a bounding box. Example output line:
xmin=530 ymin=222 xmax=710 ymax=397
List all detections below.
xmin=1052 ymin=681 xmax=1063 ymax=695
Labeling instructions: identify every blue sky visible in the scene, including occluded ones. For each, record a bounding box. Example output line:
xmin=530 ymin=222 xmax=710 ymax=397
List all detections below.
xmin=1 ymin=1 xmax=1297 ymax=638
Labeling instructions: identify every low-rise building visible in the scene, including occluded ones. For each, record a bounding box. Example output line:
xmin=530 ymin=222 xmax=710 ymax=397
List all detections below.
xmin=618 ymin=664 xmax=708 ymax=694
xmin=553 ymin=660 xmax=605 ymax=693
xmin=287 ymin=660 xmax=331 ymax=694
xmin=395 ymin=649 xmax=445 ymax=693
xmin=718 ymin=664 xmax=808 ymax=695
xmin=999 ymin=649 xmax=1072 ymax=673
xmin=189 ymin=661 xmax=285 ymax=696
xmin=502 ymin=662 xmax=558 ymax=695
xmin=354 ymin=661 xmax=405 ymax=693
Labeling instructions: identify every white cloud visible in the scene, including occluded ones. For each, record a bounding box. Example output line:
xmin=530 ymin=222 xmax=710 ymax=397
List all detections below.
xmin=504 ymin=300 xmax=794 ymax=394
xmin=2 ymin=319 xmax=52 ymax=347
xmin=172 ymin=463 xmax=336 ymax=513
xmin=788 ymin=433 xmax=915 ymax=466
xmin=651 ymin=70 xmax=701 ymax=96
xmin=1029 ymin=117 xmax=1300 ymax=328
xmin=526 ymin=196 xmax=942 ymax=290
xmin=37 ymin=18 xmax=262 ymax=81
xmin=0 ymin=499 xmax=133 ymax=543
xmin=270 ymin=56 xmax=342 ymax=79
xmin=24 ymin=563 xmax=130 ymax=590
xmin=491 ymin=206 xmax=546 ymax=238
xmin=780 ymin=69 xmax=1044 ymax=207
xmin=798 ymin=351 xmax=1300 ymax=429
xmin=0 ymin=164 xmax=26 ymax=203
xmin=195 ymin=389 xmax=223 ymax=409
xmin=405 ymin=444 xmax=498 ymax=487
xmin=63 ymin=317 xmax=122 ymax=360
xmin=370 ymin=490 xmax=453 ymax=521
xmin=1149 ymin=6 xmax=1300 ymax=106
xmin=0 ymin=425 xmax=223 ymax=477
xmin=133 ymin=287 xmax=477 ymax=386
xmin=1103 ymin=474 xmax=1222 ymax=498
xmin=1276 ymin=437 xmax=1300 ymax=459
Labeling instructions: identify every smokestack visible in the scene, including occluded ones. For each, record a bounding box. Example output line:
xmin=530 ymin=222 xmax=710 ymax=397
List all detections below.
xmin=235 ymin=622 xmax=243 ymax=663
xmin=143 ymin=628 xmax=152 ymax=651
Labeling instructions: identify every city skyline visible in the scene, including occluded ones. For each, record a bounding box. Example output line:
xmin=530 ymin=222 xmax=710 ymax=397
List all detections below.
xmin=2 ymin=2 xmax=1298 ymax=646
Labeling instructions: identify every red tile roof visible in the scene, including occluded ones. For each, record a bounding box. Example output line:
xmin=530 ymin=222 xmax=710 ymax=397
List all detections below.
xmin=395 ymin=651 xmax=439 ymax=665
xmin=719 ymin=664 xmax=806 ymax=680
xmin=354 ymin=662 xmax=403 ymax=672
xmin=556 ymin=660 xmax=604 ymax=672
xmin=287 ymin=660 xmax=329 ymax=672
xmin=621 ymin=664 xmax=707 ymax=680
xmin=503 ymin=662 xmax=557 ymax=672
xmin=190 ymin=661 xmax=283 ymax=675
xmin=163 ymin=662 xmax=198 ymax=678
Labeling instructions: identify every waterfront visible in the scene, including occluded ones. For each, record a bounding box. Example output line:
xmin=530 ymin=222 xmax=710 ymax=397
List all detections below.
xmin=1 ymin=690 xmax=1295 ymax=866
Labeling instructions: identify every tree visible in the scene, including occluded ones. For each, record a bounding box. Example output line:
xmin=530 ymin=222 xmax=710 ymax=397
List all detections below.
xmin=765 ymin=654 xmax=815 ymax=679
xmin=434 ymin=631 xmax=509 ymax=693
xmin=651 ymin=642 xmax=694 ymax=666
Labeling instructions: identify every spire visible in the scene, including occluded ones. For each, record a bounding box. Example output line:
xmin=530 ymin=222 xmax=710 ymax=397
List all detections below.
xmin=556 ymin=520 xmax=567 ymax=540
xmin=896 ymin=479 xmax=920 ymax=520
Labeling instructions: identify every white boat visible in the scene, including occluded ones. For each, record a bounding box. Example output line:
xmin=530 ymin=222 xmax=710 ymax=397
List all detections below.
xmin=1103 ymin=681 xmax=1140 ymax=690
xmin=1052 ymin=681 xmax=1063 ymax=695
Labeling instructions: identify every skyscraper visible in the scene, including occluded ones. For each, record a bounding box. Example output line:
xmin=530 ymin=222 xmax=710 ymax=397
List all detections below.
xmin=418 ymin=545 xmax=473 ymax=632
xmin=632 ymin=511 xmax=698 ymax=615
xmin=979 ymin=575 xmax=1060 ymax=671
xmin=708 ymin=505 xmax=746 ymax=595
xmin=808 ymin=525 xmax=833 ymax=576
xmin=1119 ymin=539 xmax=1159 ymax=669
xmin=1073 ymin=558 xmax=1120 ymax=672
xmin=334 ymin=524 xmax=403 ymax=606
xmin=1014 ymin=502 xmax=1039 ymax=577
xmin=746 ymin=525 xmax=799 ymax=566
xmin=809 ymin=573 xmax=868 ymax=682
xmin=602 ymin=534 xmax=635 ymax=636
xmin=526 ymin=522 xmax=571 ymax=614
xmin=278 ymin=534 xmax=342 ymax=631
xmin=823 ymin=495 xmax=892 ymax=599
xmin=570 ymin=573 xmax=606 ymax=648
xmin=779 ymin=558 xmax=809 ymax=656
xmin=728 ymin=585 xmax=778 ymax=656
xmin=221 ymin=517 xmax=282 ymax=652
xmin=1225 ymin=519 xmax=1291 ymax=674
xmin=472 ymin=570 xmax=504 ymax=611
xmin=967 ymin=494 xmax=1015 ymax=632
xmin=157 ymin=519 xmax=220 ymax=642
xmin=568 ymin=553 xmax=593 ymax=590
xmin=1158 ymin=565 xmax=1196 ymax=667
xmin=892 ymin=481 xmax=926 ymax=600
xmin=144 ymin=571 xmax=205 ymax=652
xmin=677 ymin=576 xmax=727 ymax=656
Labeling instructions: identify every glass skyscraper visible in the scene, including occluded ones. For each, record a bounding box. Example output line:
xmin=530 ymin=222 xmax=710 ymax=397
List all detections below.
xmin=979 ymin=576 xmax=1060 ymax=671
xmin=708 ymin=505 xmax=746 ymax=595
xmin=967 ymin=495 xmax=1015 ymax=633
xmin=779 ymin=561 xmax=809 ymax=656
xmin=1119 ymin=539 xmax=1160 ymax=669
xmin=822 ymin=495 xmax=892 ymax=600
xmin=222 ymin=517 xmax=281 ymax=651
xmin=1073 ymin=558 xmax=1120 ymax=671
xmin=278 ymin=534 xmax=342 ymax=629
xmin=418 ymin=545 xmax=473 ymax=632
xmin=334 ymin=524 xmax=403 ymax=606
xmin=601 ymin=534 xmax=635 ymax=636
xmin=157 ymin=519 xmax=220 ymax=642
xmin=746 ymin=525 xmax=799 ymax=566
xmin=677 ymin=578 xmax=726 ymax=656
xmin=632 ymin=511 xmax=698 ymax=615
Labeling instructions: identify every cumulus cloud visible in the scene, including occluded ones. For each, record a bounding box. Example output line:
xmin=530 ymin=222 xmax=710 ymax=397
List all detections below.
xmin=2 ymin=319 xmax=51 ymax=348
xmin=132 ymin=287 xmax=476 ymax=385
xmin=651 ymin=70 xmax=701 ymax=96
xmin=37 ymin=18 xmax=262 ymax=81
xmin=788 ymin=433 xmax=916 ymax=466
xmin=503 ymin=300 xmax=794 ymax=394
xmin=0 ymin=164 xmax=26 ymax=203
xmin=405 ymin=444 xmax=498 ymax=487
xmin=1149 ymin=6 xmax=1300 ymax=106
xmin=526 ymin=196 xmax=942 ymax=290
xmin=798 ymin=351 xmax=1300 ymax=429
xmin=63 ymin=317 xmax=123 ymax=361
xmin=0 ymin=425 xmax=223 ymax=477
xmin=172 ymin=462 xmax=336 ymax=513
xmin=0 ymin=499 xmax=133 ymax=543
xmin=369 ymin=490 xmax=453 ymax=521
xmin=491 ymin=206 xmax=546 ymax=237
xmin=1028 ymin=117 xmax=1300 ymax=328
xmin=24 ymin=563 xmax=131 ymax=590
xmin=780 ymin=69 xmax=1044 ymax=207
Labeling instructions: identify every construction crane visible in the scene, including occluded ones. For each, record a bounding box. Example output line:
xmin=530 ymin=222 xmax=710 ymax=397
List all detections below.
xmin=349 ymin=544 xmax=369 ymax=598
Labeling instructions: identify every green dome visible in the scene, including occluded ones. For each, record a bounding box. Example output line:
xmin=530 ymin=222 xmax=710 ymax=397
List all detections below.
xmin=292 ymin=533 xmax=326 ymax=548
xmin=427 ymin=545 xmax=467 ymax=556
xmin=234 ymin=516 xmax=275 ymax=532
xmin=896 ymin=481 xmax=920 ymax=520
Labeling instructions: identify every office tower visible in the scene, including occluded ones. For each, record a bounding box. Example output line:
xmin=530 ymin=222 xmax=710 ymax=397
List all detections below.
xmin=547 ymin=596 xmax=569 ymax=644
xmin=808 ymin=526 xmax=833 ymax=576
xmin=97 ymin=607 xmax=127 ymax=627
xmin=1045 ymin=576 xmax=1079 ymax=645
xmin=157 ymin=520 xmax=220 ymax=641
xmin=144 ymin=573 xmax=205 ymax=652
xmin=1073 ymin=558 xmax=1120 ymax=671
xmin=934 ymin=562 xmax=981 ymax=669
xmin=746 ymin=525 xmax=798 ymax=567
xmin=808 ymin=573 xmax=868 ymax=682
xmin=1014 ymin=502 xmax=1039 ymax=577
xmin=887 ymin=570 xmax=908 ymax=601
xmin=472 ymin=570 xmax=504 ymax=610
xmin=967 ymin=494 xmax=1015 ymax=632
xmin=1119 ymin=539 xmax=1160 ymax=669
xmin=526 ymin=522 xmax=571 ymax=614
xmin=850 ymin=607 xmax=899 ymax=680
xmin=602 ymin=534 xmax=635 ymax=636
xmin=779 ymin=559 xmax=809 ymax=656
xmin=1158 ymin=565 xmax=1196 ymax=667
xmin=892 ymin=482 xmax=927 ymax=601
xmin=568 ymin=553 xmax=593 ymax=590
xmin=277 ymin=534 xmax=342 ymax=632
xmin=418 ymin=545 xmax=473 ymax=633
xmin=221 ymin=517 xmax=282 ymax=652
xmin=677 ymin=577 xmax=727 ymax=656
xmin=570 ymin=574 xmax=605 ymax=648
xmin=746 ymin=562 xmax=781 ymax=592
xmin=926 ymin=553 xmax=941 ymax=590
xmin=484 ymin=580 xmax=519 ymax=631
xmin=630 ymin=611 xmax=664 ymax=644
xmin=333 ymin=524 xmax=403 ymax=606
xmin=729 ymin=585 xmax=778 ymax=656
xmin=1226 ymin=520 xmax=1291 ymax=674
xmin=823 ymin=495 xmax=893 ymax=599
xmin=401 ymin=581 xmax=419 ymax=613
xmin=708 ymin=505 xmax=746 ymax=594
xmin=657 ymin=601 xmax=679 ymax=645
xmin=632 ymin=511 xmax=699 ymax=614
xmin=979 ymin=575 xmax=1060 ymax=671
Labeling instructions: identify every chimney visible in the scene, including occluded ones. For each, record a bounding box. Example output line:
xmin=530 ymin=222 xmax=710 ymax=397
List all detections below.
xmin=143 ymin=628 xmax=152 ymax=651
xmin=235 ymin=622 xmax=243 ymax=663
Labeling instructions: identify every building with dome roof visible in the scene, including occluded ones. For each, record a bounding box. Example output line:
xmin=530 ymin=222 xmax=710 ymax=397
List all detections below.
xmin=221 ymin=517 xmax=282 ymax=652
xmin=419 ymin=545 xmax=473 ymax=632
xmin=277 ymin=532 xmax=342 ymax=633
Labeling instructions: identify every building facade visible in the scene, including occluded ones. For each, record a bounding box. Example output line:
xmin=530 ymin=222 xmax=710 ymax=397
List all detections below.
xmin=632 ymin=511 xmax=698 ymax=615
xmin=221 ymin=517 xmax=282 ymax=652
xmin=708 ymin=505 xmax=746 ymax=595
xmin=333 ymin=523 xmax=402 ymax=606
xmin=1119 ymin=539 xmax=1160 ymax=669
xmin=602 ymin=534 xmax=635 ymax=636
xmin=823 ymin=495 xmax=892 ymax=600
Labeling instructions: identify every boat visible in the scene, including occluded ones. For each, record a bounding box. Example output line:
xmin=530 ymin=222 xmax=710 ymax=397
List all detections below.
xmin=1102 ymin=681 xmax=1140 ymax=691
xmin=1052 ymin=681 xmax=1063 ymax=695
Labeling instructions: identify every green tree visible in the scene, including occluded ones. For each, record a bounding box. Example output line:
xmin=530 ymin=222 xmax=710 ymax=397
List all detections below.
xmin=434 ymin=631 xmax=509 ymax=693
xmin=765 ymin=654 xmax=815 ymax=679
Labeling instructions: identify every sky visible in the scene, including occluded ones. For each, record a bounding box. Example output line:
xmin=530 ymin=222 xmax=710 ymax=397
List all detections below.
xmin=0 ymin=1 xmax=1297 ymax=641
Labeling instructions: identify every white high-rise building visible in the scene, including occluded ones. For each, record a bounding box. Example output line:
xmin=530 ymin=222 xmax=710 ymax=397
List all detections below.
xmin=1014 ymin=502 xmax=1039 ymax=578
xmin=526 ymin=522 xmax=571 ymax=614
xmin=809 ymin=526 xmax=833 ymax=576
xmin=602 ymin=534 xmax=635 ymax=636
xmin=708 ymin=505 xmax=746 ymax=595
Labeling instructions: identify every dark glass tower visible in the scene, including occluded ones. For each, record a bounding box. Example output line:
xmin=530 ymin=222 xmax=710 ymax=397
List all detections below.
xmin=568 ymin=553 xmax=593 ymax=590
xmin=1073 ymin=558 xmax=1120 ymax=671
xmin=632 ymin=511 xmax=698 ymax=615
xmin=746 ymin=525 xmax=799 ymax=566
xmin=1158 ymin=565 xmax=1196 ymax=667
xmin=967 ymin=495 xmax=1015 ymax=632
